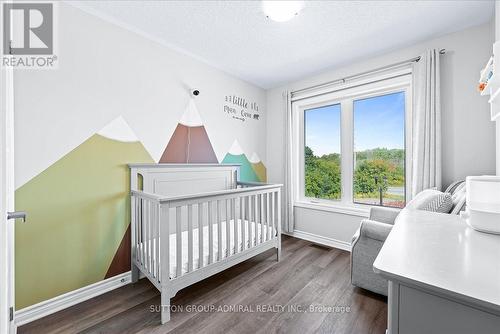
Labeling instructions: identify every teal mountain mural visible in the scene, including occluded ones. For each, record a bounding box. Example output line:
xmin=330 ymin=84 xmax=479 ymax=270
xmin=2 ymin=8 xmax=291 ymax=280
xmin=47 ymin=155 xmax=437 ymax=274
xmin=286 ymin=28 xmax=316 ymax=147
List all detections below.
xmin=222 ymin=140 xmax=259 ymax=182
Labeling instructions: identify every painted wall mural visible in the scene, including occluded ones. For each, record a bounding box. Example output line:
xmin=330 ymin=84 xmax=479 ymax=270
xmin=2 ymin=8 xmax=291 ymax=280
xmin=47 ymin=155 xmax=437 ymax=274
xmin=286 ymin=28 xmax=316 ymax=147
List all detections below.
xmin=160 ymin=99 xmax=218 ymax=163
xmin=15 ymin=101 xmax=265 ymax=310
xmin=222 ymin=140 xmax=260 ymax=182
xmin=15 ymin=117 xmax=153 ymax=309
xmin=159 ymin=98 xmax=267 ymax=183
xmin=249 ymin=153 xmax=267 ymax=183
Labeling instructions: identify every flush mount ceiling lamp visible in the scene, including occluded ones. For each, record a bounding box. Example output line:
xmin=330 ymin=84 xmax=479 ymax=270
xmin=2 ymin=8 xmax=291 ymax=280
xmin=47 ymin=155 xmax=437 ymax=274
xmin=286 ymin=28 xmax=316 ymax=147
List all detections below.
xmin=262 ymin=1 xmax=304 ymax=22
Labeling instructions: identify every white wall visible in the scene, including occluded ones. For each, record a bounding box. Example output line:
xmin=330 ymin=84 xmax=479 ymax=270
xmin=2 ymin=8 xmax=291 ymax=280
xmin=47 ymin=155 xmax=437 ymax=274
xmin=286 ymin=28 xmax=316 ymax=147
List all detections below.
xmin=496 ymin=1 xmax=500 ymax=39
xmin=497 ymin=121 xmax=500 ymax=175
xmin=497 ymin=120 xmax=500 ymax=175
xmin=267 ymin=21 xmax=496 ymax=245
xmin=14 ymin=3 xmax=267 ymax=189
xmin=496 ymin=1 xmax=500 ymax=175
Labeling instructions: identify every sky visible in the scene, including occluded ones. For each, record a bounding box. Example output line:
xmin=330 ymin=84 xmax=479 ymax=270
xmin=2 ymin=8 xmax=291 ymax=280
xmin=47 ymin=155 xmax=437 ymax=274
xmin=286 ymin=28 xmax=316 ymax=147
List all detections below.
xmin=305 ymin=91 xmax=405 ymax=156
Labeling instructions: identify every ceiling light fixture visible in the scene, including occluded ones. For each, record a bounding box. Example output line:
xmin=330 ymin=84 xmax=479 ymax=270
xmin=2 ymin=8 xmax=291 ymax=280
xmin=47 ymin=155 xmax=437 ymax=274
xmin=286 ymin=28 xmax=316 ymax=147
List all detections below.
xmin=262 ymin=1 xmax=304 ymax=23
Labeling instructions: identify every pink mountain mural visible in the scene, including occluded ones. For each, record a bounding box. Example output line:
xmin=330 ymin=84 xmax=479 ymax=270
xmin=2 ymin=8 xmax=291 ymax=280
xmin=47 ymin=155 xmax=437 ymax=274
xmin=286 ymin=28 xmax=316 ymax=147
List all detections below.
xmin=160 ymin=99 xmax=218 ymax=163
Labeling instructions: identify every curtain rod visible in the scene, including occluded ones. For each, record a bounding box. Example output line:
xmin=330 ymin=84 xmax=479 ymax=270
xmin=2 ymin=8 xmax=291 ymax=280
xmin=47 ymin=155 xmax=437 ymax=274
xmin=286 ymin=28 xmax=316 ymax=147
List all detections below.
xmin=291 ymin=49 xmax=446 ymax=97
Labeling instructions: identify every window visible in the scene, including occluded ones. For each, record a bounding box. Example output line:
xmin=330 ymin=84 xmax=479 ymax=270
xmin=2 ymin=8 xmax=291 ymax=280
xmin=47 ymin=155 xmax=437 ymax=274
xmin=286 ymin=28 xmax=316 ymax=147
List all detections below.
xmin=353 ymin=92 xmax=406 ymax=208
xmin=304 ymin=104 xmax=341 ymax=200
xmin=294 ymin=74 xmax=410 ymax=210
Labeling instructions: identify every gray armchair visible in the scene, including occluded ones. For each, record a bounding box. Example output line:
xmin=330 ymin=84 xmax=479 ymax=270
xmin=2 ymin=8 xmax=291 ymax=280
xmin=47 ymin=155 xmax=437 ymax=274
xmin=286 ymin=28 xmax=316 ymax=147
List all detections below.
xmin=351 ymin=181 xmax=466 ymax=296
xmin=351 ymin=207 xmax=400 ymax=296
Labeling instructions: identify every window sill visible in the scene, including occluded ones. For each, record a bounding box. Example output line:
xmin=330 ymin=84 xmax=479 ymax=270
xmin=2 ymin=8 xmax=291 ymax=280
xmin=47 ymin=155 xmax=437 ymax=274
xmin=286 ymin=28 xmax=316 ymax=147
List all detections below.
xmin=294 ymin=200 xmax=370 ymax=218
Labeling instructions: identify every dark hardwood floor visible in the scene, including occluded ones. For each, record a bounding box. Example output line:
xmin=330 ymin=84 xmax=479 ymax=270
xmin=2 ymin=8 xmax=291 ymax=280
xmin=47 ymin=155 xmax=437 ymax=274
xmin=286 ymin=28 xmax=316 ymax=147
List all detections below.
xmin=18 ymin=236 xmax=387 ymax=334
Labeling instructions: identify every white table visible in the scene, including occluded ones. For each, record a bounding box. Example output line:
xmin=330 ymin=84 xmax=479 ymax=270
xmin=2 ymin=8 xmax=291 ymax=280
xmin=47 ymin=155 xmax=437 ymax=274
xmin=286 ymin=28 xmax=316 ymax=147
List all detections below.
xmin=373 ymin=209 xmax=500 ymax=334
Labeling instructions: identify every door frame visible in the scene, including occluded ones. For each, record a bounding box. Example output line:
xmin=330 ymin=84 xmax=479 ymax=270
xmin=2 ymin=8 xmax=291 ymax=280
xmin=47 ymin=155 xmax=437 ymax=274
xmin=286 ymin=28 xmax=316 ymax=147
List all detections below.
xmin=0 ymin=15 xmax=16 ymax=334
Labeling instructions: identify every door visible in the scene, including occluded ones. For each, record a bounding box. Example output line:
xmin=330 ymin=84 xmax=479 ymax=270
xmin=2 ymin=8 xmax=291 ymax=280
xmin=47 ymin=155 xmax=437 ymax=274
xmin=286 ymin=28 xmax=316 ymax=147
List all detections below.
xmin=1 ymin=42 xmax=16 ymax=334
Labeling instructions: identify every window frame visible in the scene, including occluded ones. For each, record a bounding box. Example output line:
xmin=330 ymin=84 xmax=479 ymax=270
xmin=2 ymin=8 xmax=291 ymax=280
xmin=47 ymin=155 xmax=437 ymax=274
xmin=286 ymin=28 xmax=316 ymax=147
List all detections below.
xmin=292 ymin=71 xmax=412 ymax=214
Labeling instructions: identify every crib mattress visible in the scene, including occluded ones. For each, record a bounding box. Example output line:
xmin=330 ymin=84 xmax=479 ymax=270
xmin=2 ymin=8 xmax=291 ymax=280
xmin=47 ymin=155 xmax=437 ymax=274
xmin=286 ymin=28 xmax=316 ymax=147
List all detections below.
xmin=137 ymin=219 xmax=275 ymax=278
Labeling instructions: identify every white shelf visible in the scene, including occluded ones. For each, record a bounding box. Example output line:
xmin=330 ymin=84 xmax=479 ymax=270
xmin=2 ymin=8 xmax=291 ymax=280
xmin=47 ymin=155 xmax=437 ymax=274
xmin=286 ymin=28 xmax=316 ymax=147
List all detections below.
xmin=491 ymin=96 xmax=500 ymax=121
xmin=488 ymin=86 xmax=500 ymax=103
xmin=480 ymin=56 xmax=494 ymax=83
xmin=479 ymin=73 xmax=493 ymax=96
xmin=483 ymin=41 xmax=500 ymax=121
xmin=480 ymin=75 xmax=497 ymax=96
xmin=481 ymin=87 xmax=491 ymax=96
xmin=487 ymin=80 xmax=500 ymax=121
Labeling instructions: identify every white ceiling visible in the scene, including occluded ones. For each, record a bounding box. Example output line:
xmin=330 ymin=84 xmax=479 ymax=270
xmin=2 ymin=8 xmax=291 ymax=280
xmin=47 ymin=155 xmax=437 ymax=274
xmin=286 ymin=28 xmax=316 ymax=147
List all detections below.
xmin=70 ymin=1 xmax=494 ymax=89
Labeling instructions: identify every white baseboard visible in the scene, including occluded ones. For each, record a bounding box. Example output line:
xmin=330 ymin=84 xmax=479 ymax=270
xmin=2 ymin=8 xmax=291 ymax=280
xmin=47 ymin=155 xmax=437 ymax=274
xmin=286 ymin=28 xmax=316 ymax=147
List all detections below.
xmin=15 ymin=271 xmax=131 ymax=326
xmin=284 ymin=230 xmax=352 ymax=252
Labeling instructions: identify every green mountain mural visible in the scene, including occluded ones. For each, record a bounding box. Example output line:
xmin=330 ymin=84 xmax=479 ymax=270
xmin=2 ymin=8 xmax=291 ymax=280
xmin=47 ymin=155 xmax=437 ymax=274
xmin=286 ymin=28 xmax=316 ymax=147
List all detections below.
xmin=222 ymin=140 xmax=259 ymax=182
xmin=249 ymin=152 xmax=267 ymax=182
xmin=15 ymin=117 xmax=153 ymax=309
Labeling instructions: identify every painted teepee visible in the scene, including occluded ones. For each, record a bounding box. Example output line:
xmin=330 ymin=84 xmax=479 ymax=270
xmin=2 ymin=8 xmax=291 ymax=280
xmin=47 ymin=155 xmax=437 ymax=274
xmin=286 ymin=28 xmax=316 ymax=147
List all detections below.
xmin=159 ymin=99 xmax=218 ymax=163
xmin=222 ymin=140 xmax=259 ymax=182
xmin=249 ymin=152 xmax=267 ymax=182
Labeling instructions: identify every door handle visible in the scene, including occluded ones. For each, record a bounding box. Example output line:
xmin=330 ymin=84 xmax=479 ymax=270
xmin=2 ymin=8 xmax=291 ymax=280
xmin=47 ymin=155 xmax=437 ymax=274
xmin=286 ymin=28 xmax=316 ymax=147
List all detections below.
xmin=7 ymin=211 xmax=27 ymax=223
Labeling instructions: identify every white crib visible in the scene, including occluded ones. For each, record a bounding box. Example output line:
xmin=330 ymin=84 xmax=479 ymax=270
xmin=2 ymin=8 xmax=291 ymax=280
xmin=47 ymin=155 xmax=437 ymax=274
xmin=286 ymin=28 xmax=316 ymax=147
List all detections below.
xmin=129 ymin=164 xmax=282 ymax=324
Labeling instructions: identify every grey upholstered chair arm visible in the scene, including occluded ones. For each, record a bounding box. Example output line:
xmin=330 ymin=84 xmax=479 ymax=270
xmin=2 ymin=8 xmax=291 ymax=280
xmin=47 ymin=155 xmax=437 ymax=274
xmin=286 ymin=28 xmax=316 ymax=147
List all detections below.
xmin=369 ymin=207 xmax=401 ymax=225
xmin=351 ymin=227 xmax=361 ymax=246
xmin=359 ymin=219 xmax=393 ymax=242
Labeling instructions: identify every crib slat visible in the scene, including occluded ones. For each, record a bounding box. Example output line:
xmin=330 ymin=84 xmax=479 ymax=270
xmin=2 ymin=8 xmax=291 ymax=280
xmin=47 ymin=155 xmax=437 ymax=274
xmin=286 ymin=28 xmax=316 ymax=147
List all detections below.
xmin=138 ymin=198 xmax=142 ymax=265
xmin=248 ymin=196 xmax=253 ymax=248
xmin=266 ymin=193 xmax=270 ymax=241
xmin=241 ymin=197 xmax=246 ymax=251
xmin=273 ymin=192 xmax=281 ymax=238
xmin=271 ymin=192 xmax=275 ymax=239
xmin=277 ymin=190 xmax=281 ymax=244
xmin=263 ymin=193 xmax=267 ymax=242
xmin=135 ymin=196 xmax=139 ymax=263
xmin=176 ymin=206 xmax=182 ymax=278
xmin=141 ymin=200 xmax=148 ymax=267
xmin=154 ymin=203 xmax=159 ymax=279
xmin=248 ymin=195 xmax=252 ymax=247
xmin=254 ymin=195 xmax=258 ymax=246
xmin=262 ymin=194 xmax=265 ymax=242
xmin=150 ymin=201 xmax=153 ymax=277
xmin=260 ymin=194 xmax=266 ymax=243
xmin=144 ymin=199 xmax=148 ymax=268
xmin=233 ymin=198 xmax=238 ymax=254
xmin=149 ymin=201 xmax=154 ymax=276
xmin=217 ymin=200 xmax=222 ymax=261
xmin=159 ymin=203 xmax=170 ymax=284
xmin=198 ymin=203 xmax=204 ymax=269
xmin=140 ymin=198 xmax=144 ymax=264
xmin=143 ymin=200 xmax=147 ymax=272
xmin=141 ymin=198 xmax=144 ymax=265
xmin=144 ymin=200 xmax=148 ymax=273
xmin=146 ymin=200 xmax=151 ymax=274
xmin=149 ymin=200 xmax=153 ymax=275
xmin=225 ymin=199 xmax=230 ymax=258
xmin=208 ymin=201 xmax=213 ymax=264
xmin=188 ymin=204 xmax=193 ymax=273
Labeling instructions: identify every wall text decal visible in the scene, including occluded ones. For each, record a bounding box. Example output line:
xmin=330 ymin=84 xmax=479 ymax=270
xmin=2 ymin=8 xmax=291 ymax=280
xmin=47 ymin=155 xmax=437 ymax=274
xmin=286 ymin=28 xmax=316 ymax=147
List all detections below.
xmin=224 ymin=95 xmax=260 ymax=122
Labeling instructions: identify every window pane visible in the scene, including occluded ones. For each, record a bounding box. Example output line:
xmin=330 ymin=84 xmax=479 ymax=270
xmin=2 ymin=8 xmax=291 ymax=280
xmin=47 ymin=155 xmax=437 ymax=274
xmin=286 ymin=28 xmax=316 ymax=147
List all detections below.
xmin=353 ymin=92 xmax=405 ymax=208
xmin=304 ymin=104 xmax=341 ymax=200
